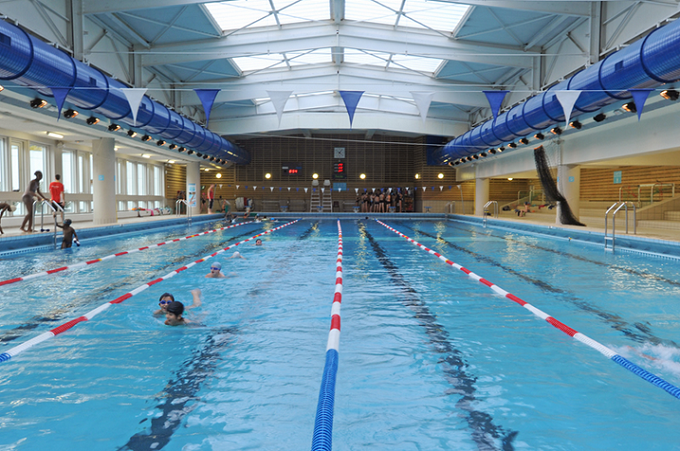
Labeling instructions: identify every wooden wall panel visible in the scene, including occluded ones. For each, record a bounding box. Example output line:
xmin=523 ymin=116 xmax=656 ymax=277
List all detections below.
xmin=581 ymin=166 xmax=680 ymax=201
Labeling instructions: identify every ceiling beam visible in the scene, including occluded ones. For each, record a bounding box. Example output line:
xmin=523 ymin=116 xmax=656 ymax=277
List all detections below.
xmin=436 ymin=0 xmax=592 ymax=17
xmin=139 ymin=22 xmax=537 ymax=69
xmin=82 ymin=0 xmax=223 ymax=15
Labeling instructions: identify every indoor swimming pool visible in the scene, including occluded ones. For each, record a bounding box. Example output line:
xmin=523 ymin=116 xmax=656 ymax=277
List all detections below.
xmin=1 ymin=218 xmax=679 ymax=450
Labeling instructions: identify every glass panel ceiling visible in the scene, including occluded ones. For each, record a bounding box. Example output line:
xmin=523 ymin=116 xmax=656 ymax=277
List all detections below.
xmin=206 ymin=0 xmax=469 ymax=74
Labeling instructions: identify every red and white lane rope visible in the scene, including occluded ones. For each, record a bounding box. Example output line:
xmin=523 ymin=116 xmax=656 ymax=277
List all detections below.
xmin=376 ymin=220 xmax=680 ymax=400
xmin=0 ymin=220 xmax=299 ymax=364
xmin=311 ymin=220 xmax=344 ymax=449
xmin=0 ymin=221 xmax=255 ymax=287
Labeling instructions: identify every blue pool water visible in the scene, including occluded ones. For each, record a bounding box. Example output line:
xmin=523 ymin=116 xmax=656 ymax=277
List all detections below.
xmin=1 ymin=218 xmax=680 ymax=450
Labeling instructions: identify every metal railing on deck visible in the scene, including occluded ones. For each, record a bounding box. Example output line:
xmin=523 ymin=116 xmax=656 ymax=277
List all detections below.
xmin=604 ymin=202 xmax=636 ymax=252
xmin=32 ymin=200 xmax=59 ymax=248
xmin=483 ymin=201 xmax=498 ymax=227
xmin=175 ymin=200 xmax=192 ymax=223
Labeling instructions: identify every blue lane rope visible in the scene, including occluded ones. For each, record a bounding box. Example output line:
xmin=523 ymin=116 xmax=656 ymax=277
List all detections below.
xmin=312 ymin=349 xmax=339 ymax=451
xmin=612 ymin=355 xmax=680 ymax=399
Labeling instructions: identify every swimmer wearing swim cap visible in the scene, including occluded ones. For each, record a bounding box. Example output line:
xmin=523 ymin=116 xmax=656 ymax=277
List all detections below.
xmin=57 ymin=218 xmax=79 ymax=249
xmin=206 ymin=261 xmax=226 ymax=278
xmin=153 ymin=293 xmax=175 ymax=316
xmin=157 ymin=289 xmax=202 ymax=325
xmin=226 ymin=251 xmax=246 ymax=260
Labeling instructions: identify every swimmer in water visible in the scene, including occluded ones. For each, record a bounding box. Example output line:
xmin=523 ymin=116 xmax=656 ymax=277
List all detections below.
xmin=153 ymin=292 xmax=175 ymax=316
xmin=255 ymin=239 xmax=263 ymax=246
xmin=226 ymin=251 xmax=246 ymax=260
xmin=163 ymin=289 xmax=202 ymax=326
xmin=206 ymin=261 xmax=227 ymax=278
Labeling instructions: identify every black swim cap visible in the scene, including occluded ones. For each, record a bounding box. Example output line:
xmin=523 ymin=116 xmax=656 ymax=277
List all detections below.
xmin=159 ymin=293 xmax=175 ymax=302
xmin=64 ymin=219 xmax=72 ymax=227
xmin=166 ymin=301 xmax=184 ymax=316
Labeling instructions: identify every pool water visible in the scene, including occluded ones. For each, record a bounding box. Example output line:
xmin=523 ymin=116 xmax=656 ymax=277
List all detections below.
xmin=1 ymin=218 xmax=679 ymax=450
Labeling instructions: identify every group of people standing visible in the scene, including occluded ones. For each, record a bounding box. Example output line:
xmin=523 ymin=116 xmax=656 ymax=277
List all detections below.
xmin=0 ymin=170 xmax=78 ymax=248
xmin=357 ymin=188 xmax=412 ymax=213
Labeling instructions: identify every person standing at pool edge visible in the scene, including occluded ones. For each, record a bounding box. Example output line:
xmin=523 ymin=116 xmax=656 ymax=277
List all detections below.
xmin=49 ymin=174 xmax=65 ymax=223
xmin=207 ymin=184 xmax=215 ymax=214
xmin=21 ymin=170 xmax=48 ymax=232
xmin=0 ymin=202 xmax=15 ymax=234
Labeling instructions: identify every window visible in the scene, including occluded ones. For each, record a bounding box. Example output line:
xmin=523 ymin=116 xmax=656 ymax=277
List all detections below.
xmin=29 ymin=144 xmax=46 ymax=191
xmin=137 ymin=163 xmax=146 ymax=196
xmin=62 ymin=151 xmax=75 ymax=193
xmin=11 ymin=144 xmax=20 ymax=192
xmin=153 ymin=165 xmax=163 ymax=196
xmin=116 ymin=160 xmax=124 ymax=195
xmin=126 ymin=161 xmax=136 ymax=195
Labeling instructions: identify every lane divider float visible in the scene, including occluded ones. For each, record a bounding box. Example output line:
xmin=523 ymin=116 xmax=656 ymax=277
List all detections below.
xmin=312 ymin=220 xmax=343 ymax=451
xmin=0 ymin=221 xmax=256 ymax=287
xmin=376 ymin=219 xmax=680 ymax=401
xmin=0 ymin=220 xmax=299 ymax=364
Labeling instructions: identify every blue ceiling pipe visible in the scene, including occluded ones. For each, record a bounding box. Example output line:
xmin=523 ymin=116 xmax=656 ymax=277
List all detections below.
xmin=0 ymin=20 xmax=250 ymax=165
xmin=434 ymin=16 xmax=680 ymax=165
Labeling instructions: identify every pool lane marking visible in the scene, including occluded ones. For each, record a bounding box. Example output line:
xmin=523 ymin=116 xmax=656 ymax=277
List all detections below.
xmin=312 ymin=220 xmax=343 ymax=451
xmin=0 ymin=220 xmax=299 ymax=364
xmin=0 ymin=221 xmax=256 ymax=287
xmin=376 ymin=220 xmax=680 ymax=401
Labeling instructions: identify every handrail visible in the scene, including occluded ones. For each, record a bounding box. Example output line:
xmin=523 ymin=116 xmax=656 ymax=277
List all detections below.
xmin=32 ymin=200 xmax=59 ymax=248
xmin=604 ymin=201 xmax=636 ymax=251
xmin=175 ymin=199 xmax=192 ymax=223
xmin=482 ymin=201 xmax=498 ymax=227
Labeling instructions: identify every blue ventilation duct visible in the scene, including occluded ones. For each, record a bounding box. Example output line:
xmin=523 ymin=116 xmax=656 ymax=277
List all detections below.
xmin=0 ymin=20 xmax=250 ymax=165
xmin=434 ymin=17 xmax=680 ymax=165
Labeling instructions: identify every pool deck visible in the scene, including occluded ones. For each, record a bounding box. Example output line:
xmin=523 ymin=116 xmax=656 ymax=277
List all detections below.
xmin=2 ymin=210 xmax=680 ymax=258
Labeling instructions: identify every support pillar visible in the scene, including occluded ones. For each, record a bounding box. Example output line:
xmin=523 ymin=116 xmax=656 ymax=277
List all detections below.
xmin=556 ymin=164 xmax=581 ymax=224
xmin=92 ymin=138 xmax=117 ymax=225
xmin=475 ymin=177 xmax=489 ymax=216
xmin=186 ymin=162 xmax=201 ymax=216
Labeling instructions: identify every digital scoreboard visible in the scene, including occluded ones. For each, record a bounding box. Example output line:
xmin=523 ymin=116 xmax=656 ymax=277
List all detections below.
xmin=332 ymin=160 xmax=346 ymax=180
xmin=282 ymin=163 xmax=302 ymax=175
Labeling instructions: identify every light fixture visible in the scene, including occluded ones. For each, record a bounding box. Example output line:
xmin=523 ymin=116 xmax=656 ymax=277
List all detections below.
xmin=593 ymin=113 xmax=607 ymax=122
xmin=313 ymin=173 xmax=319 ymax=179
xmin=142 ymin=154 xmax=151 ymax=159
xmin=108 ymin=123 xmax=121 ymax=132
xmin=550 ymin=127 xmax=562 ymax=135
xmin=360 ymin=173 xmax=366 ymax=179
xmin=216 ymin=173 xmax=222 ymax=178
xmin=519 ymin=138 xmax=529 ymax=145
xmin=0 ymin=85 xmax=4 ymax=92
xmin=265 ymin=173 xmax=271 ymax=179
xmin=30 ymin=98 xmax=48 ymax=108
xmin=415 ymin=173 xmax=420 ymax=179
xmin=141 ymin=134 xmax=152 ymax=142
xmin=127 ymin=130 xmax=137 ymax=137
xmin=63 ymin=108 xmax=79 ymax=119
xmin=534 ymin=132 xmax=545 ymax=140
xmin=204 ymin=168 xmax=210 ymax=172
xmin=46 ymin=132 xmax=64 ymax=139
xmin=156 ymin=140 xmax=166 ymax=146
xmin=480 ymin=152 xmax=487 ymax=157
xmin=498 ymin=146 xmax=505 ymax=152
xmin=660 ymin=89 xmax=679 ymax=101
xmin=489 ymin=149 xmax=497 ymax=154
xmin=438 ymin=173 xmax=444 ymax=179
xmin=168 ymin=144 xmax=177 ymax=150
xmin=209 ymin=157 xmax=215 ymax=161
xmin=622 ymin=102 xmax=637 ymax=113
xmin=196 ymin=152 xmax=203 ymax=157
xmin=178 ymin=147 xmax=186 ymax=153
xmin=508 ymin=142 xmax=517 ymax=148
xmin=569 ymin=120 xmax=582 ymax=130
xmin=508 ymin=178 xmax=513 ymax=181
xmin=202 ymin=155 xmax=209 ymax=159
xmin=86 ymin=116 xmax=100 ymax=125
xmin=168 ymin=160 xmax=175 ymax=164
xmin=187 ymin=150 xmax=194 ymax=155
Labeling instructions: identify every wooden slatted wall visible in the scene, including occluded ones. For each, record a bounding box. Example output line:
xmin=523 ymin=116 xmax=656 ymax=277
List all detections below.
xmin=581 ymin=166 xmax=680 ymax=201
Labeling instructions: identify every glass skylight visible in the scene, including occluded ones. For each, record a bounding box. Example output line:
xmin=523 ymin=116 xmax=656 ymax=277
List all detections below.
xmin=345 ymin=0 xmax=470 ymax=32
xmin=344 ymin=48 xmax=441 ymax=73
xmin=232 ymin=54 xmax=287 ymax=72
xmin=205 ymin=0 xmax=329 ymax=31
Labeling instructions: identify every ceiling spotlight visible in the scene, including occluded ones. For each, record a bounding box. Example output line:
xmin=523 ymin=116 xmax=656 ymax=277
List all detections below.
xmin=202 ymin=155 xmax=209 ymax=159
xmin=489 ymin=148 xmax=497 ymax=154
xmin=30 ymin=98 xmax=48 ymax=108
xmin=127 ymin=130 xmax=137 ymax=137
xmin=156 ymin=140 xmax=166 ymax=146
xmin=622 ymin=102 xmax=637 ymax=113
xmin=47 ymin=132 xmax=64 ymax=139
xmin=519 ymin=138 xmax=529 ymax=145
xmin=63 ymin=109 xmax=79 ymax=119
xmin=472 ymin=155 xmax=479 ymax=160
xmin=141 ymin=135 xmax=152 ymax=142
xmin=209 ymin=156 xmax=215 ymax=161
xmin=168 ymin=144 xmax=177 ymax=150
xmin=508 ymin=142 xmax=517 ymax=148
xmin=480 ymin=152 xmax=487 ymax=157
xmin=569 ymin=120 xmax=582 ymax=129
xmin=85 ymin=116 xmax=100 ymax=125
xmin=550 ymin=127 xmax=562 ymax=135
xmin=108 ymin=123 xmax=121 ymax=132
xmin=660 ymin=89 xmax=679 ymax=101
xmin=498 ymin=147 xmax=505 ymax=152
xmin=534 ymin=132 xmax=545 ymax=140
xmin=178 ymin=147 xmax=186 ymax=153
xmin=187 ymin=150 xmax=194 ymax=155
xmin=0 ymin=85 xmax=4 ymax=92
xmin=593 ymin=113 xmax=607 ymax=122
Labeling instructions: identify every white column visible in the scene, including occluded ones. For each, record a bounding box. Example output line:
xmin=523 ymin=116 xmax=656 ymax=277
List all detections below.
xmin=186 ymin=161 xmax=201 ymax=216
xmin=556 ymin=164 xmax=581 ymax=224
xmin=475 ymin=177 xmax=490 ymax=216
xmin=92 ymin=138 xmax=117 ymax=225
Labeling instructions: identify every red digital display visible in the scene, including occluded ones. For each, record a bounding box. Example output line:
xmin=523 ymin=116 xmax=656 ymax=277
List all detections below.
xmin=288 ymin=168 xmax=298 ymax=174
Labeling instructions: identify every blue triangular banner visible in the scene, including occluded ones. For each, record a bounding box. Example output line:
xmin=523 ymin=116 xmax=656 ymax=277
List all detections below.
xmin=339 ymin=91 xmax=364 ymax=128
xmin=483 ymin=90 xmax=509 ymax=120
xmin=50 ymin=87 xmax=71 ymax=121
xmin=194 ymin=89 xmax=220 ymax=125
xmin=629 ymin=88 xmax=654 ymax=121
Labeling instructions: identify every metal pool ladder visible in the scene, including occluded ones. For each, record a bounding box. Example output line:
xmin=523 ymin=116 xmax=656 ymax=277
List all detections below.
xmin=604 ymin=202 xmax=636 ymax=251
xmin=483 ymin=201 xmax=498 ymax=227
